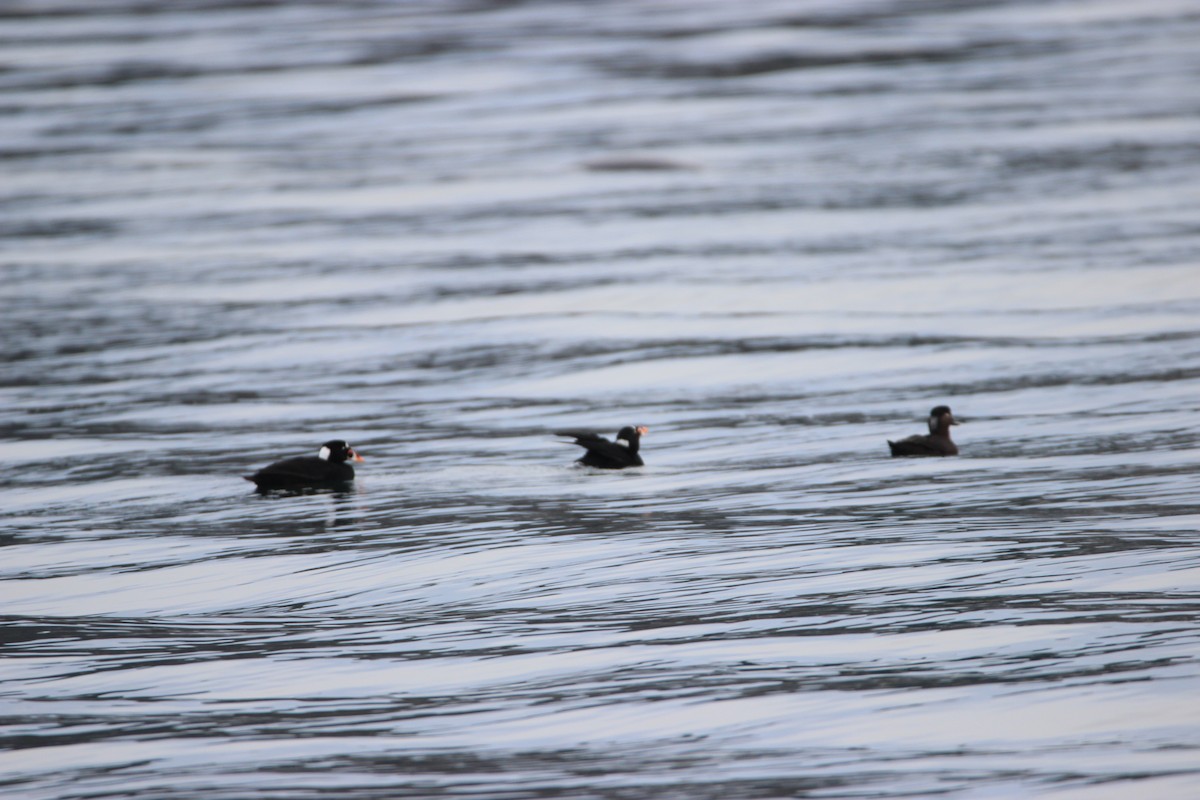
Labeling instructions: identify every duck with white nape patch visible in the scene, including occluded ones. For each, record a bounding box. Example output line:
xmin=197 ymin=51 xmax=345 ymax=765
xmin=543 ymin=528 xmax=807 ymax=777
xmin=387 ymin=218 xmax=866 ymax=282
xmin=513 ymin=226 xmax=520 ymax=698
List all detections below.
xmin=245 ymin=439 xmax=365 ymax=490
xmin=555 ymin=425 xmax=649 ymax=469
xmin=887 ymin=406 xmax=961 ymax=457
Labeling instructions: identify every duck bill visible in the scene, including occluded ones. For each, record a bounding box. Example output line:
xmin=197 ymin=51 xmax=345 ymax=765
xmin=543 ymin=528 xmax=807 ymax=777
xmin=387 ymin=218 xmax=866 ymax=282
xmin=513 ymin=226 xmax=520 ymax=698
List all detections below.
xmin=349 ymin=449 xmax=365 ymax=462
xmin=635 ymin=425 xmax=649 ymax=436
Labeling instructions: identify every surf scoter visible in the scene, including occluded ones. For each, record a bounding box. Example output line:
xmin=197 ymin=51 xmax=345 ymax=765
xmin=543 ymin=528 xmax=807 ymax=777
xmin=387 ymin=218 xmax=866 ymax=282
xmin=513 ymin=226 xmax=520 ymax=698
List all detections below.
xmin=888 ymin=406 xmax=960 ymax=457
xmin=556 ymin=425 xmax=648 ymax=469
xmin=245 ymin=440 xmax=364 ymax=490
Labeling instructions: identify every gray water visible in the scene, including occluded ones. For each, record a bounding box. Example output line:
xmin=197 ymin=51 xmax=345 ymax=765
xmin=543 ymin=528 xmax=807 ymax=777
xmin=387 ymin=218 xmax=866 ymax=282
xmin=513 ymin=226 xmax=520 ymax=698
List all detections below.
xmin=3 ymin=1 xmax=1200 ymax=798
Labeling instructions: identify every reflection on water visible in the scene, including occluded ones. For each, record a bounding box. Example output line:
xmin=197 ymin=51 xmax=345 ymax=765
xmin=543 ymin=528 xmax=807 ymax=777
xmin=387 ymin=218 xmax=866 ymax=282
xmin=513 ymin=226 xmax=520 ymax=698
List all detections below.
xmin=3 ymin=0 xmax=1200 ymax=798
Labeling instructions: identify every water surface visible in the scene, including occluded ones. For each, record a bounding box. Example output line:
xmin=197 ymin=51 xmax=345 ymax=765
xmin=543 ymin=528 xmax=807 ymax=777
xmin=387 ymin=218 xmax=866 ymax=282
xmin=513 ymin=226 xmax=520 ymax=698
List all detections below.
xmin=3 ymin=1 xmax=1200 ymax=798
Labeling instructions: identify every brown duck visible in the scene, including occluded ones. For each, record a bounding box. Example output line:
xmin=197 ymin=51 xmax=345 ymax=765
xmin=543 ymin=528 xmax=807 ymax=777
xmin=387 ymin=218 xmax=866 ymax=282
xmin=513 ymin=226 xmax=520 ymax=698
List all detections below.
xmin=888 ymin=406 xmax=960 ymax=457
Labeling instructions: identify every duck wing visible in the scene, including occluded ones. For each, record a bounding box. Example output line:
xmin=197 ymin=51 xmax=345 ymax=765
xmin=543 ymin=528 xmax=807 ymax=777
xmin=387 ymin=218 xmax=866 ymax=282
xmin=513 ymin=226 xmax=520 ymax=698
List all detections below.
xmin=887 ymin=435 xmax=955 ymax=457
xmin=246 ymin=456 xmax=354 ymax=487
xmin=554 ymin=430 xmax=612 ymax=446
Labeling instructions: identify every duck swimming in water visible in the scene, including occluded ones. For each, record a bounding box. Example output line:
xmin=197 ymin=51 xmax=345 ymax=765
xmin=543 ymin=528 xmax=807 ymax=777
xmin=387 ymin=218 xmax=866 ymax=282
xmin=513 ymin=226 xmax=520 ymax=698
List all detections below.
xmin=888 ymin=406 xmax=960 ymax=457
xmin=245 ymin=439 xmax=364 ymax=490
xmin=555 ymin=425 xmax=648 ymax=469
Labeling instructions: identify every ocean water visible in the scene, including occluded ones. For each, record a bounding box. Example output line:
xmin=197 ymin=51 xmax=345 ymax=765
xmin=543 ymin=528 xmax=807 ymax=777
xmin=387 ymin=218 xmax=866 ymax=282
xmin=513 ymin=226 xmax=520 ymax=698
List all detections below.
xmin=3 ymin=1 xmax=1200 ymax=798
